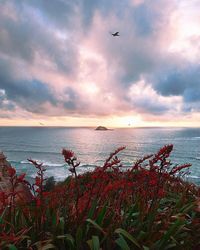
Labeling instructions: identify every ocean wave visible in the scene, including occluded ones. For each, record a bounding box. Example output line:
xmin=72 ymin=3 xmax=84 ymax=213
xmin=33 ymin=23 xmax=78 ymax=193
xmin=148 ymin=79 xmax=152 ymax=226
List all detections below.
xmin=9 ymin=159 xmax=66 ymax=168
xmin=77 ymin=167 xmax=95 ymax=173
xmin=78 ymin=164 xmax=96 ymax=168
xmin=187 ymin=175 xmax=200 ymax=179
xmin=43 ymin=162 xmax=65 ymax=167
xmin=6 ymin=149 xmax=60 ymax=155
xmin=24 ymin=160 xmax=97 ymax=169
xmin=20 ymin=160 xmax=32 ymax=164
xmin=30 ymin=167 xmax=73 ymax=181
xmin=10 ymin=158 xmax=97 ymax=169
xmin=27 ymin=160 xmax=66 ymax=168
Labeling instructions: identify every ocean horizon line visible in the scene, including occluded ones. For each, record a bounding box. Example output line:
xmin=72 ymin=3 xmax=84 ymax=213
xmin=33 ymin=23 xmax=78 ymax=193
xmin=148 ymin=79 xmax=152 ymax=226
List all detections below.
xmin=0 ymin=125 xmax=200 ymax=129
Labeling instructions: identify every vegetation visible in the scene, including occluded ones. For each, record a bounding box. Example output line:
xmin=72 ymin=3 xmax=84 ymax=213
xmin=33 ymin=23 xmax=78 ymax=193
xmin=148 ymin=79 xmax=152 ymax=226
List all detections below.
xmin=0 ymin=145 xmax=200 ymax=249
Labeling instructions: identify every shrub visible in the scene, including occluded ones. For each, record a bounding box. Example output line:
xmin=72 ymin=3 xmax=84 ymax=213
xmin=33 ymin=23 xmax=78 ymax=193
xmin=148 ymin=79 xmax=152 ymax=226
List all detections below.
xmin=43 ymin=176 xmax=56 ymax=192
xmin=0 ymin=145 xmax=200 ymax=249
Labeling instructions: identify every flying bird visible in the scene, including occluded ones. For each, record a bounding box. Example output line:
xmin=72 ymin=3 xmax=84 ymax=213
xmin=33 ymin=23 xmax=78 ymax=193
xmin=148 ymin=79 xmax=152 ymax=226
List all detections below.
xmin=111 ymin=31 xmax=120 ymax=37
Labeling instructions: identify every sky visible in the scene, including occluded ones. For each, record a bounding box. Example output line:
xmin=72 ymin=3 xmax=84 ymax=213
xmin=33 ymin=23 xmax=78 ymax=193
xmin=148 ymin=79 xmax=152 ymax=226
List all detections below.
xmin=0 ymin=0 xmax=200 ymax=127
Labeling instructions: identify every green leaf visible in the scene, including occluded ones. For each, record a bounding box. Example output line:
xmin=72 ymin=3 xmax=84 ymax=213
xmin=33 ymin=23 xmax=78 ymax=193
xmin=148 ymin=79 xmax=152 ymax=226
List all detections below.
xmin=116 ymin=235 xmax=130 ymax=250
xmin=146 ymin=209 xmax=157 ymax=230
xmin=57 ymin=233 xmax=74 ymax=247
xmin=174 ymin=196 xmax=184 ymax=209
xmin=88 ymin=199 xmax=97 ymax=219
xmin=143 ymin=246 xmax=150 ymax=250
xmin=14 ymin=210 xmax=20 ymax=227
xmin=41 ymin=243 xmax=55 ymax=250
xmin=180 ymin=202 xmax=195 ymax=213
xmin=86 ymin=218 xmax=105 ymax=234
xmin=76 ymin=225 xmax=84 ymax=249
xmin=87 ymin=236 xmax=100 ymax=250
xmin=8 ymin=245 xmax=18 ymax=250
xmin=115 ymin=228 xmax=140 ymax=248
xmin=58 ymin=217 xmax=64 ymax=234
xmin=131 ymin=212 xmax=140 ymax=217
xmin=138 ymin=231 xmax=146 ymax=241
xmin=96 ymin=204 xmax=107 ymax=226
xmin=21 ymin=211 xmax=32 ymax=227
xmin=52 ymin=212 xmax=57 ymax=227
xmin=0 ymin=206 xmax=8 ymax=224
xmin=165 ymin=243 xmax=177 ymax=249
xmin=127 ymin=204 xmax=139 ymax=221
xmin=156 ymin=219 xmax=185 ymax=249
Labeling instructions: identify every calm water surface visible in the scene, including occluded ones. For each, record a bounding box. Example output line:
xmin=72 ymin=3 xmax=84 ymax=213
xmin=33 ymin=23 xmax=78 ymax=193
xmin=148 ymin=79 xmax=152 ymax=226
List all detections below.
xmin=0 ymin=127 xmax=200 ymax=184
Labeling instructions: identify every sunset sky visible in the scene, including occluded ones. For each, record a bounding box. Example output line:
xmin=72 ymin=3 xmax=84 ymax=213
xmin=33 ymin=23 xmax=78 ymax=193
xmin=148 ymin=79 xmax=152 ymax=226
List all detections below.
xmin=0 ymin=0 xmax=200 ymax=127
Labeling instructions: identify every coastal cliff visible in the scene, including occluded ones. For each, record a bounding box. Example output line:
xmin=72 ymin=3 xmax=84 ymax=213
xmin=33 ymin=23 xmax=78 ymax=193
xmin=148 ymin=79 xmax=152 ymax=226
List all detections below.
xmin=0 ymin=152 xmax=32 ymax=203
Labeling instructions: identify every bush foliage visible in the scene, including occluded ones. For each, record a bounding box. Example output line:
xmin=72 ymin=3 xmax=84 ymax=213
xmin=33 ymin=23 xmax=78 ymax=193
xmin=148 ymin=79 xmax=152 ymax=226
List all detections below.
xmin=0 ymin=145 xmax=200 ymax=249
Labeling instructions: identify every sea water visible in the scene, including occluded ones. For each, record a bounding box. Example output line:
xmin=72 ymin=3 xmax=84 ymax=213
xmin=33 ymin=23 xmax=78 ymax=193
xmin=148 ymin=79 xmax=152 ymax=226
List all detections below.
xmin=0 ymin=127 xmax=200 ymax=184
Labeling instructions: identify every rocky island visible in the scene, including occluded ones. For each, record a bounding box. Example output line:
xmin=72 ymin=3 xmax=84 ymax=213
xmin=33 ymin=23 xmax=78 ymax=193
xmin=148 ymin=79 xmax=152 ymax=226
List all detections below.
xmin=95 ymin=126 xmax=109 ymax=131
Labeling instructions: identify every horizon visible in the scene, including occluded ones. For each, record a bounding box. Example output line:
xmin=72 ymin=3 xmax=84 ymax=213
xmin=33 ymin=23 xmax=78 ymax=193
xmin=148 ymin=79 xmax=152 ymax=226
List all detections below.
xmin=0 ymin=125 xmax=200 ymax=129
xmin=1 ymin=1 xmax=200 ymax=127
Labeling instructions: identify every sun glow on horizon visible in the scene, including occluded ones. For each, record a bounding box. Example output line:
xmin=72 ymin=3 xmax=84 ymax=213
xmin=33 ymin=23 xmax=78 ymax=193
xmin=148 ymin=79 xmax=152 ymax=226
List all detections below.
xmin=1 ymin=113 xmax=200 ymax=128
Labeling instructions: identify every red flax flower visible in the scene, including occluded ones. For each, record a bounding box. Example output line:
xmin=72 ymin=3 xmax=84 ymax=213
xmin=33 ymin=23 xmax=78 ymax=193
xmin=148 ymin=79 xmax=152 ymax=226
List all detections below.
xmin=62 ymin=149 xmax=74 ymax=161
xmin=62 ymin=149 xmax=80 ymax=175
xmin=0 ymin=191 xmax=8 ymax=207
xmin=17 ymin=173 xmax=26 ymax=182
xmin=7 ymin=167 xmax=16 ymax=177
xmin=35 ymin=176 xmax=42 ymax=187
xmin=169 ymin=163 xmax=191 ymax=175
xmin=35 ymin=197 xmax=41 ymax=207
xmin=157 ymin=144 xmax=173 ymax=158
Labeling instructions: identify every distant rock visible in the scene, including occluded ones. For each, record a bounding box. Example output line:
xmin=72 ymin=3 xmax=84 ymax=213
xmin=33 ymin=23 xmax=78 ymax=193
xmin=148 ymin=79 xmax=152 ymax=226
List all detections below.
xmin=95 ymin=126 xmax=109 ymax=131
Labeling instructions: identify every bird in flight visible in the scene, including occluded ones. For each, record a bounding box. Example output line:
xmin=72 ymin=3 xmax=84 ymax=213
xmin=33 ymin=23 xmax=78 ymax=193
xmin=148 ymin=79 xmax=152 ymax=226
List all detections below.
xmin=111 ymin=31 xmax=120 ymax=37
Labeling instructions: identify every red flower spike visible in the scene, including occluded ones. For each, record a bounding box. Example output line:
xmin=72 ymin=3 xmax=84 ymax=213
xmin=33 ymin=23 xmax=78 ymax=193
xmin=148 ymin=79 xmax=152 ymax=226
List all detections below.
xmin=0 ymin=191 xmax=7 ymax=203
xmin=62 ymin=149 xmax=74 ymax=160
xmin=157 ymin=144 xmax=173 ymax=157
xmin=35 ymin=188 xmax=40 ymax=193
xmin=17 ymin=173 xmax=26 ymax=182
xmin=170 ymin=163 xmax=191 ymax=175
xmin=7 ymin=167 xmax=16 ymax=177
xmin=36 ymin=197 xmax=41 ymax=207
xmin=35 ymin=176 xmax=41 ymax=186
xmin=158 ymin=189 xmax=165 ymax=198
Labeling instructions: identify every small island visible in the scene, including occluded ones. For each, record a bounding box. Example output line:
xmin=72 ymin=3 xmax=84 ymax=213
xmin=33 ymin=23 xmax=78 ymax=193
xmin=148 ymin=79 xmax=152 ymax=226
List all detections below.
xmin=95 ymin=126 xmax=109 ymax=131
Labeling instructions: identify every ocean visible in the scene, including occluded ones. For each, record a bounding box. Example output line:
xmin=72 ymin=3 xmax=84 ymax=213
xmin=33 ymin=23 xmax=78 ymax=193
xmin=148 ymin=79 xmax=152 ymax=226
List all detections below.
xmin=0 ymin=127 xmax=200 ymax=184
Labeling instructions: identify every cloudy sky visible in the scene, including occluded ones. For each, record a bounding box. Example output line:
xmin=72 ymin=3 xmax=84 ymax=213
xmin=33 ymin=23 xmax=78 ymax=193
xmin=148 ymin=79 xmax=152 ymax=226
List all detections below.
xmin=0 ymin=0 xmax=200 ymax=127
